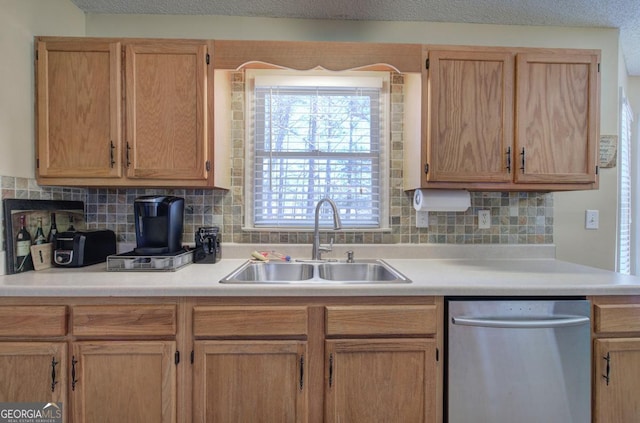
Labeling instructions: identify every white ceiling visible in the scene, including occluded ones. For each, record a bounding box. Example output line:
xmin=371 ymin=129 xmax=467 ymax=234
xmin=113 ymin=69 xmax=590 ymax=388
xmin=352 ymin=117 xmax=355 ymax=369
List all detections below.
xmin=70 ymin=0 xmax=640 ymax=75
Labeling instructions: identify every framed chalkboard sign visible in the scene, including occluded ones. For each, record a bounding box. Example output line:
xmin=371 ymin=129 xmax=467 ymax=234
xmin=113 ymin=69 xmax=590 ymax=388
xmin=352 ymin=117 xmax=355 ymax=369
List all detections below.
xmin=3 ymin=199 xmax=85 ymax=274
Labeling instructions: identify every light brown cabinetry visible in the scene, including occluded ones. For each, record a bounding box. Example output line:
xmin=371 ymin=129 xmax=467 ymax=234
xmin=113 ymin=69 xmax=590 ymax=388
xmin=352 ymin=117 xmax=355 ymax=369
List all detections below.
xmin=69 ymin=303 xmax=179 ymax=423
xmin=192 ymin=305 xmax=309 ymax=422
xmin=35 ymin=37 xmax=221 ymax=188
xmin=0 ymin=306 xmax=67 ymax=417
xmin=190 ymin=299 xmax=442 ymax=423
xmin=36 ymin=40 xmax=122 ymax=180
xmin=324 ymin=304 xmax=439 ymax=423
xmin=416 ymin=46 xmax=600 ymax=191
xmin=592 ymin=297 xmax=640 ymax=423
xmin=0 ymin=297 xmax=440 ymax=423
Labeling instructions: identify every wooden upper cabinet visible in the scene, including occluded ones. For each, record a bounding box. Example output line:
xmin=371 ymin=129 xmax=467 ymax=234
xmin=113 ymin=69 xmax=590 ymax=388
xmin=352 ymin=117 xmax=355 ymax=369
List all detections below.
xmin=35 ymin=37 xmax=219 ymax=188
xmin=36 ymin=39 xmax=122 ymax=179
xmin=515 ymin=52 xmax=599 ymax=184
xmin=124 ymin=41 xmax=208 ymax=181
xmin=425 ymin=49 xmax=514 ymax=184
xmin=418 ymin=46 xmax=600 ymax=191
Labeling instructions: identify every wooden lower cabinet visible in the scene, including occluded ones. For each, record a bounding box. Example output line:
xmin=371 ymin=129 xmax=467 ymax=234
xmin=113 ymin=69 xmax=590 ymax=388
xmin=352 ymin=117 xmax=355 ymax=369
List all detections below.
xmin=593 ymin=338 xmax=640 ymax=422
xmin=0 ymin=342 xmax=67 ymax=405
xmin=193 ymin=340 xmax=308 ymax=423
xmin=325 ymin=339 xmax=436 ymax=423
xmin=592 ymin=296 xmax=640 ymax=423
xmin=71 ymin=341 xmax=176 ymax=423
xmin=0 ymin=297 xmax=441 ymax=423
xmin=190 ymin=298 xmax=441 ymax=423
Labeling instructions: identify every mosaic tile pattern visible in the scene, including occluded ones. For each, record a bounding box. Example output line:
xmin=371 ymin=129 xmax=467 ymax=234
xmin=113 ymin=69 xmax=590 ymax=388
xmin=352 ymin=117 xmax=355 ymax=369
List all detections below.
xmin=0 ymin=72 xmax=553 ymax=247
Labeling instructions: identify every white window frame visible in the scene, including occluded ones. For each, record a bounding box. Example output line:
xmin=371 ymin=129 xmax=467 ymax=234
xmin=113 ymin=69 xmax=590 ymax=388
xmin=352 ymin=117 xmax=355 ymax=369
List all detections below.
xmin=244 ymin=69 xmax=390 ymax=231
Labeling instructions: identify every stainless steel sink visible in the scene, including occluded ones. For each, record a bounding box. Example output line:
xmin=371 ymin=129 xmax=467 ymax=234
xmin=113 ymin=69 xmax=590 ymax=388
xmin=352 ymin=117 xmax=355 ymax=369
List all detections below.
xmin=220 ymin=262 xmax=314 ymax=283
xmin=220 ymin=259 xmax=410 ymax=284
xmin=317 ymin=262 xmax=403 ymax=282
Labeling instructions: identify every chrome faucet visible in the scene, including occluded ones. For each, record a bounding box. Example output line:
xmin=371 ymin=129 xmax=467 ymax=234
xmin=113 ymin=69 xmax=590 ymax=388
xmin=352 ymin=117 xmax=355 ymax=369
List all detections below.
xmin=312 ymin=198 xmax=342 ymax=260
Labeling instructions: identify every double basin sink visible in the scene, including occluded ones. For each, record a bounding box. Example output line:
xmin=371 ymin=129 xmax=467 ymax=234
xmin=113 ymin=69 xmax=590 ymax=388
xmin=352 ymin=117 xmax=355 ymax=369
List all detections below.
xmin=220 ymin=259 xmax=410 ymax=284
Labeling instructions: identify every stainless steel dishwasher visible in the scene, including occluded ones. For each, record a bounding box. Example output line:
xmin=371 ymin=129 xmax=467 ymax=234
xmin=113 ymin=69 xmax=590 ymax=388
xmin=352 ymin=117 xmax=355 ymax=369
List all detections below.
xmin=447 ymin=298 xmax=591 ymax=423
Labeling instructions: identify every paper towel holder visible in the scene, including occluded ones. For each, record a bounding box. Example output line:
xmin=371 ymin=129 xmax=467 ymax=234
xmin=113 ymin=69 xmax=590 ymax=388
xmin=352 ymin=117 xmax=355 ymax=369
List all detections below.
xmin=413 ymin=189 xmax=471 ymax=228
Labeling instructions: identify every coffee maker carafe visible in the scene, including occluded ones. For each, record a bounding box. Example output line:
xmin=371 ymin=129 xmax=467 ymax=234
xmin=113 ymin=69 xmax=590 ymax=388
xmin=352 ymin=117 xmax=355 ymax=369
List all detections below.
xmin=134 ymin=196 xmax=184 ymax=255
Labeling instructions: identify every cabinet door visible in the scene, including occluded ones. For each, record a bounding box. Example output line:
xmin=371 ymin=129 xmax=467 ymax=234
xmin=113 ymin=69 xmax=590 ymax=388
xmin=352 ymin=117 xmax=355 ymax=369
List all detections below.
xmin=0 ymin=342 xmax=67 ymax=408
xmin=71 ymin=341 xmax=176 ymax=423
xmin=36 ymin=40 xmax=122 ymax=178
xmin=325 ymin=339 xmax=437 ymax=423
xmin=594 ymin=338 xmax=640 ymax=423
xmin=515 ymin=53 xmax=599 ymax=184
xmin=125 ymin=41 xmax=208 ymax=181
xmin=425 ymin=50 xmax=514 ymax=183
xmin=193 ymin=340 xmax=308 ymax=423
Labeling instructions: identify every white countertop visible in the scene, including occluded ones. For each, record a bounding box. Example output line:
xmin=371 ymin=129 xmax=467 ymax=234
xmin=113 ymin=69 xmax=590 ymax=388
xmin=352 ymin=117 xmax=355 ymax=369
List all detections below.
xmin=1 ymin=244 xmax=640 ymax=297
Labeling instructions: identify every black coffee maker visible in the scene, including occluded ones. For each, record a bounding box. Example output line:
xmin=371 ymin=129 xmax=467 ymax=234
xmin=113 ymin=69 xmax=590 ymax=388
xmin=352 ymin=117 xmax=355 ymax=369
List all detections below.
xmin=133 ymin=196 xmax=184 ymax=255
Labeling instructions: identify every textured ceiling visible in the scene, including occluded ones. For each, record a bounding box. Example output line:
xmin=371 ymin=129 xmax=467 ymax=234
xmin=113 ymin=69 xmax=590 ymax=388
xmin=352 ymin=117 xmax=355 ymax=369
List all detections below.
xmin=70 ymin=0 xmax=640 ymax=75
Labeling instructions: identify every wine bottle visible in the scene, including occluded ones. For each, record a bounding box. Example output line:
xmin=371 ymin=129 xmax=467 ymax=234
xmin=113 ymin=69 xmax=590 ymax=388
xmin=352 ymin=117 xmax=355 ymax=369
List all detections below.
xmin=33 ymin=217 xmax=46 ymax=245
xmin=15 ymin=215 xmax=33 ymax=272
xmin=47 ymin=212 xmax=58 ymax=243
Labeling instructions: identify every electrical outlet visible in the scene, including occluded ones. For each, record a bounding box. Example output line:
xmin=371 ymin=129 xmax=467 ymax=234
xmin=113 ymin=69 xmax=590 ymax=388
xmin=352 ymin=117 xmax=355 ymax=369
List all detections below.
xmin=478 ymin=210 xmax=491 ymax=229
xmin=585 ymin=210 xmax=599 ymax=229
xmin=416 ymin=211 xmax=429 ymax=228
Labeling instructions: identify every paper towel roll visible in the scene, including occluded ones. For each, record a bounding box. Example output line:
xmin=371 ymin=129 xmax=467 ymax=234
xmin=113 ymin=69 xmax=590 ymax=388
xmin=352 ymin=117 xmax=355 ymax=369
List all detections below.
xmin=413 ymin=189 xmax=470 ymax=212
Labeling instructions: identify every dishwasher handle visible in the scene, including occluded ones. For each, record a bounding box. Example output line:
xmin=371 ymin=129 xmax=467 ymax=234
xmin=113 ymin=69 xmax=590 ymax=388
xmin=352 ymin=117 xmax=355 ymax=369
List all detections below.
xmin=451 ymin=315 xmax=590 ymax=329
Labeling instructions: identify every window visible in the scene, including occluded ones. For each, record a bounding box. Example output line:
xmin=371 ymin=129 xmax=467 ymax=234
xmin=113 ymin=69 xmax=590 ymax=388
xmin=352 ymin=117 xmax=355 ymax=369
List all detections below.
xmin=618 ymin=90 xmax=634 ymax=274
xmin=245 ymin=70 xmax=389 ymax=229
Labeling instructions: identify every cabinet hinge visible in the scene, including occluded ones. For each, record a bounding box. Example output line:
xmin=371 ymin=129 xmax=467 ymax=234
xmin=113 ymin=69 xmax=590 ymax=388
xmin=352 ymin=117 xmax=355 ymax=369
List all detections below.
xmin=425 ymin=58 xmax=430 ymax=70
xmin=424 ymin=163 xmax=429 ymax=175
xmin=206 ymin=160 xmax=211 ymax=172
xmin=206 ymin=53 xmax=210 ymax=65
xmin=175 ymin=351 xmax=180 ymax=365
xmin=190 ymin=350 xmax=194 ymax=364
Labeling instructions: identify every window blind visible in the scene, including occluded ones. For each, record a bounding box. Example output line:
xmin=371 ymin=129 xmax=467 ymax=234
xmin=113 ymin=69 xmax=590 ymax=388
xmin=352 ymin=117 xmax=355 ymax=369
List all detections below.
xmin=619 ymin=93 xmax=634 ymax=274
xmin=250 ymin=82 xmax=386 ymax=228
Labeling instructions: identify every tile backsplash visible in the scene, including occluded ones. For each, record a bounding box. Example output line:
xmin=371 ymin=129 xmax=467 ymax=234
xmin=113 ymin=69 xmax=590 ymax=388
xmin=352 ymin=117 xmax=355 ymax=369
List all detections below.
xmin=0 ymin=183 xmax=552 ymax=246
xmin=0 ymin=72 xmax=552 ymax=247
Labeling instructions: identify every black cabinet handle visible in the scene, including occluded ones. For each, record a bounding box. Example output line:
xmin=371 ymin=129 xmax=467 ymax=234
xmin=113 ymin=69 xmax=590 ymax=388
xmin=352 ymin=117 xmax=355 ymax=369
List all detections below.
xmin=520 ymin=148 xmax=526 ymax=173
xmin=603 ymin=352 xmax=611 ymax=386
xmin=328 ymin=353 xmax=334 ymax=388
xmin=50 ymin=357 xmax=58 ymax=392
xmin=299 ymin=355 xmax=304 ymax=391
xmin=506 ymin=147 xmax=511 ymax=173
xmin=109 ymin=141 xmax=115 ymax=168
xmin=71 ymin=356 xmax=78 ymax=391
xmin=126 ymin=143 xmax=131 ymax=168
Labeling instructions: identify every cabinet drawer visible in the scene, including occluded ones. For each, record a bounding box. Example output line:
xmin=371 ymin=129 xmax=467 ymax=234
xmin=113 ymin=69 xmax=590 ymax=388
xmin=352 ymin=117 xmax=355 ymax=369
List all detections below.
xmin=0 ymin=306 xmax=67 ymax=337
xmin=326 ymin=305 xmax=437 ymax=336
xmin=193 ymin=306 xmax=308 ymax=337
xmin=72 ymin=305 xmax=177 ymax=337
xmin=594 ymin=303 xmax=640 ymax=333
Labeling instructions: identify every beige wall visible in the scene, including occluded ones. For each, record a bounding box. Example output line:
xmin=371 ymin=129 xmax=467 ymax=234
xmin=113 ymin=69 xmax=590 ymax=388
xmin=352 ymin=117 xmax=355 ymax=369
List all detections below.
xmin=85 ymin=14 xmax=622 ymax=269
xmin=0 ymin=3 xmax=625 ymax=269
xmin=0 ymin=0 xmax=85 ymax=178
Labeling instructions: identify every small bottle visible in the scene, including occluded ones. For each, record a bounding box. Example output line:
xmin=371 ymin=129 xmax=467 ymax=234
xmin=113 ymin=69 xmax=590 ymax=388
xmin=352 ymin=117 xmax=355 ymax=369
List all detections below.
xmin=67 ymin=214 xmax=76 ymax=232
xmin=15 ymin=215 xmax=32 ymax=272
xmin=47 ymin=212 xmax=58 ymax=243
xmin=33 ymin=217 xmax=46 ymax=245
